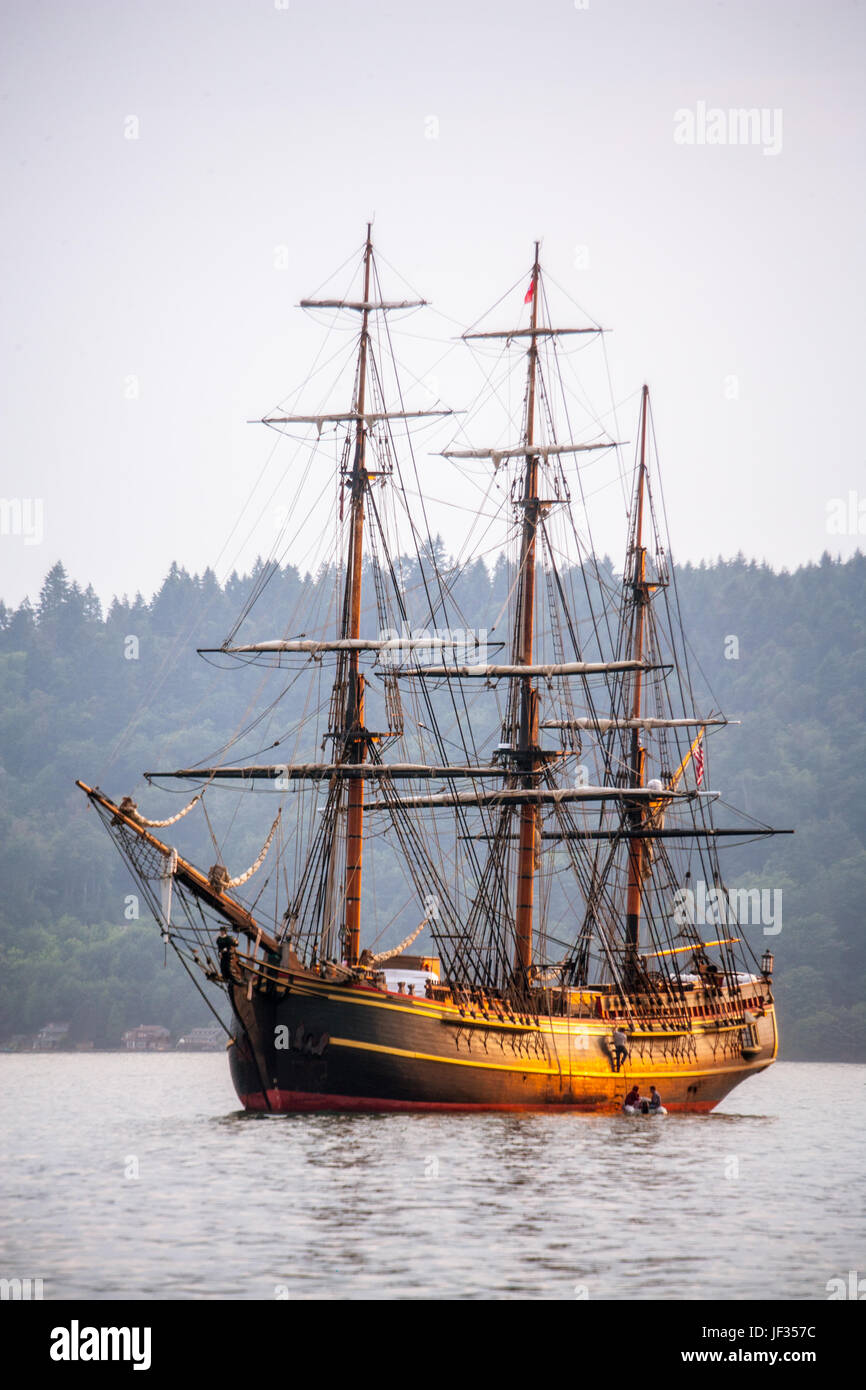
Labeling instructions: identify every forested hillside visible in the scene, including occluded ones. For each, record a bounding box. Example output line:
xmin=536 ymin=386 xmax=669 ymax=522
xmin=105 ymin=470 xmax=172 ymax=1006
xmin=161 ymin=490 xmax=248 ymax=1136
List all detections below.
xmin=0 ymin=551 xmax=863 ymax=1059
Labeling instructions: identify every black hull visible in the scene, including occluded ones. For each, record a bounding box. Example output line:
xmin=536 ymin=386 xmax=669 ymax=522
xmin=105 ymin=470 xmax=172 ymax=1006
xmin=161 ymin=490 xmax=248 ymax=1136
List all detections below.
xmin=226 ymin=972 xmax=777 ymax=1114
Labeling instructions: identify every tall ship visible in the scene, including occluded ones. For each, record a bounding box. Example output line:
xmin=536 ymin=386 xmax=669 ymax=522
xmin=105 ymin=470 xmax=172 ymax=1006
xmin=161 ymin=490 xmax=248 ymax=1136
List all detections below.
xmin=78 ymin=229 xmax=787 ymax=1112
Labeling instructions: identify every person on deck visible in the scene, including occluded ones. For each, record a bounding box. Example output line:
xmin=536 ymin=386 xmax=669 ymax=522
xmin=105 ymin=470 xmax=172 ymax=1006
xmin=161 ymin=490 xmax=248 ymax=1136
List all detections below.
xmin=215 ymin=929 xmax=239 ymax=982
xmin=612 ymin=1026 xmax=629 ymax=1072
xmin=648 ymin=1085 xmax=662 ymax=1111
xmin=623 ymin=1085 xmax=642 ymax=1111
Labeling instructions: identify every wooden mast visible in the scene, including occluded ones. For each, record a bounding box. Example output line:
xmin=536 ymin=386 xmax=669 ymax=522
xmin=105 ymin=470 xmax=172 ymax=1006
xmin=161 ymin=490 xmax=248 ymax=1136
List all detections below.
xmin=344 ymin=225 xmax=373 ymax=966
xmin=514 ymin=243 xmax=541 ymax=986
xmin=624 ymin=384 xmax=650 ymax=981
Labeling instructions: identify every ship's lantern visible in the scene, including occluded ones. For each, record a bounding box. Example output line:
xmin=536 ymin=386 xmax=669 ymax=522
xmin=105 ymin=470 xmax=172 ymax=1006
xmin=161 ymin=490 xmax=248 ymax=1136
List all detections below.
xmin=761 ymin=950 xmax=774 ymax=977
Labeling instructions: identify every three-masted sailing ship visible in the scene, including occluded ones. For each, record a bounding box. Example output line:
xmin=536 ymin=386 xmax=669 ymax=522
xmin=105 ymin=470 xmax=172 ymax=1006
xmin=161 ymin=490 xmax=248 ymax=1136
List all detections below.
xmin=78 ymin=228 xmax=786 ymax=1112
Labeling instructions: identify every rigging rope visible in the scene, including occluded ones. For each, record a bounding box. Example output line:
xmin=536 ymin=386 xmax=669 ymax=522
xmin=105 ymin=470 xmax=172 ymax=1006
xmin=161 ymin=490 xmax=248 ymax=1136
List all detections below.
xmin=363 ymin=914 xmax=430 ymax=966
xmin=208 ymin=810 xmax=282 ymax=892
xmin=118 ymin=794 xmax=201 ymax=828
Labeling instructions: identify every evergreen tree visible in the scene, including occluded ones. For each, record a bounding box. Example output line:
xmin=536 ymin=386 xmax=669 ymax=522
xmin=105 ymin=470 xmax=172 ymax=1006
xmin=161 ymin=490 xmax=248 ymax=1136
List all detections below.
xmin=37 ymin=562 xmax=71 ymax=619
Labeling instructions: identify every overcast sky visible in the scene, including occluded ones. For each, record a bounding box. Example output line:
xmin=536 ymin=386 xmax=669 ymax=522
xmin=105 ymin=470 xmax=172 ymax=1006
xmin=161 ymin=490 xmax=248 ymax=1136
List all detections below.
xmin=1 ymin=0 xmax=864 ymax=609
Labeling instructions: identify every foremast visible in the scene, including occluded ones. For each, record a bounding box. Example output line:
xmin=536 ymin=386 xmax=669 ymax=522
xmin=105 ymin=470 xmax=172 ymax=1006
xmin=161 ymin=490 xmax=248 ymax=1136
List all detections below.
xmin=513 ymin=243 xmax=542 ymax=984
xmin=292 ymin=226 xmax=449 ymax=969
xmin=624 ymin=385 xmax=650 ymax=983
xmin=342 ymin=224 xmax=373 ymax=966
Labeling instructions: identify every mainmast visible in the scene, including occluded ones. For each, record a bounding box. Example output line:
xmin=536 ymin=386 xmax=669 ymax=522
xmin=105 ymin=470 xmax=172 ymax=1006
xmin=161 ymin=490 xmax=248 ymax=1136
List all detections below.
xmin=624 ymin=384 xmax=650 ymax=981
xmin=513 ymin=243 xmax=542 ymax=985
xmin=343 ymin=224 xmax=373 ymax=966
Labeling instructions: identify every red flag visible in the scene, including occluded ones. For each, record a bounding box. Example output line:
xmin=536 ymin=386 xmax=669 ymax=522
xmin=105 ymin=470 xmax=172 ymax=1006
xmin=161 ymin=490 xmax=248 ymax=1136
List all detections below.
xmin=524 ymin=278 xmax=536 ymax=305
xmin=694 ymin=736 xmax=705 ymax=789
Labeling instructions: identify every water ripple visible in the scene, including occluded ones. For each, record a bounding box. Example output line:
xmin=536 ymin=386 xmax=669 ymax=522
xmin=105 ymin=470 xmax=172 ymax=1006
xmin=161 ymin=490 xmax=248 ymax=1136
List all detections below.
xmin=0 ymin=1057 xmax=862 ymax=1300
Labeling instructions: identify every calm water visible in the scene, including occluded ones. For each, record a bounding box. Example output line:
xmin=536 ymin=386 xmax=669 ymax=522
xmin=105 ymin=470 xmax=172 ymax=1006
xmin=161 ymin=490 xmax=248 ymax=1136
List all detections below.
xmin=0 ymin=1056 xmax=862 ymax=1300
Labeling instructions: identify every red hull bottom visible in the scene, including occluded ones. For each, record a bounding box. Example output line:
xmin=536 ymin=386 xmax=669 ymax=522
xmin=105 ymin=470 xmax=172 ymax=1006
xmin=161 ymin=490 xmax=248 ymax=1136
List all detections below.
xmin=241 ymin=1089 xmax=719 ymax=1115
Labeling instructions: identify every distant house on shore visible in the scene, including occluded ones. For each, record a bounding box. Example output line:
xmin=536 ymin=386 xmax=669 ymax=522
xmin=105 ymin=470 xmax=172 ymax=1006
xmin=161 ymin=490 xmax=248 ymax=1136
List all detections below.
xmin=176 ymin=1026 xmax=224 ymax=1051
xmin=33 ymin=1022 xmax=70 ymax=1050
xmin=121 ymin=1024 xmax=171 ymax=1051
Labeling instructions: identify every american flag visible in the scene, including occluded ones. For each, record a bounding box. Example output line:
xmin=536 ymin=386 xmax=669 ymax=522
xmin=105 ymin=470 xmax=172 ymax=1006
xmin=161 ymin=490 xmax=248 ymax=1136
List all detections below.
xmin=694 ymin=735 xmax=705 ymax=788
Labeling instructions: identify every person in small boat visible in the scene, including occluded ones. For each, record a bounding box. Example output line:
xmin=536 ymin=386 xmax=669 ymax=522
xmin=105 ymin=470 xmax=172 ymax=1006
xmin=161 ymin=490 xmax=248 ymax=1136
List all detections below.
xmin=623 ymin=1085 xmax=642 ymax=1111
xmin=648 ymin=1085 xmax=663 ymax=1111
xmin=612 ymin=1026 xmax=629 ymax=1072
